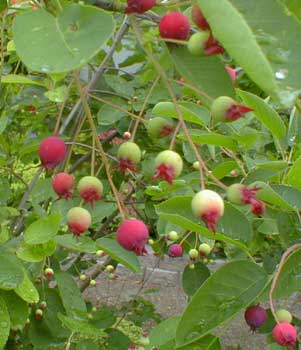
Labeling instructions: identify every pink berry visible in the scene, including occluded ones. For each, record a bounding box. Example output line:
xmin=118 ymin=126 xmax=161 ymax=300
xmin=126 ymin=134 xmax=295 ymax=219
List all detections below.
xmin=244 ymin=305 xmax=267 ymax=331
xmin=191 ymin=4 xmax=210 ymax=30
xmin=159 ymin=12 xmax=190 ymax=41
xmin=77 ymin=176 xmax=103 ymax=207
xmin=272 ymin=322 xmax=298 ymax=347
xmin=168 ymin=244 xmax=183 ymax=257
xmin=52 ymin=172 xmax=74 ymax=199
xmin=153 ymin=150 xmax=183 ymax=184
xmin=116 ymin=219 xmax=149 ymax=255
xmin=191 ymin=190 xmax=224 ymax=233
xmin=39 ymin=136 xmax=67 ymax=169
xmin=125 ymin=0 xmax=156 ymax=14
xmin=67 ymin=207 xmax=91 ymax=236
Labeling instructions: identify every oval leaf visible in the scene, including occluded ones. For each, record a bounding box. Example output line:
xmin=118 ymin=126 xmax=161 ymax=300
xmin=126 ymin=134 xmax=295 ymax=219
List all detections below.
xmin=15 ymin=270 xmax=39 ymax=304
xmin=0 ymin=252 xmax=24 ymax=290
xmin=182 ymin=262 xmax=211 ymax=297
xmin=0 ymin=296 xmax=10 ymax=349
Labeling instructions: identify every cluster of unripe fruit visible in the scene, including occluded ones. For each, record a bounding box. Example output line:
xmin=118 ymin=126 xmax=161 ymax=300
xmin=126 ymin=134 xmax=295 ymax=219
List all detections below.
xmin=244 ymin=304 xmax=298 ymax=347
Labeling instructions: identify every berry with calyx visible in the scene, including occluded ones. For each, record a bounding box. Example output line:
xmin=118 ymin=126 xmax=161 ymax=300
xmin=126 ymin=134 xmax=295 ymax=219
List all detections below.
xmin=77 ymin=176 xmax=103 ymax=207
xmin=35 ymin=309 xmax=43 ymax=319
xmin=125 ymin=0 xmax=156 ymax=14
xmin=198 ymin=243 xmax=212 ymax=256
xmin=244 ymin=305 xmax=267 ymax=331
xmin=117 ymin=219 xmax=149 ymax=255
xmin=147 ymin=117 xmax=174 ymax=139
xmin=191 ymin=190 xmax=224 ymax=232
xmin=167 ymin=230 xmax=178 ymax=241
xmin=191 ymin=4 xmax=210 ymax=30
xmin=168 ymin=243 xmax=183 ymax=257
xmin=276 ymin=309 xmax=293 ymax=323
xmin=159 ymin=12 xmax=190 ymax=40
xmin=80 ymin=274 xmax=87 ymax=281
xmin=96 ymin=250 xmax=105 ymax=257
xmin=193 ymin=161 xmax=200 ymax=170
xmin=44 ymin=267 xmax=54 ymax=280
xmin=39 ymin=301 xmax=47 ymax=310
xmin=189 ymin=248 xmax=199 ymax=260
xmin=67 ymin=207 xmax=91 ymax=236
xmin=90 ymin=279 xmax=97 ymax=286
xmin=117 ymin=141 xmax=141 ymax=172
xmin=188 ymin=31 xmax=224 ymax=56
xmin=52 ymin=172 xmax=74 ymax=199
xmin=272 ymin=322 xmax=297 ymax=347
xmin=106 ymin=265 xmax=114 ymax=272
xmin=153 ymin=150 xmax=183 ymax=184
xmin=39 ymin=136 xmax=67 ymax=169
xmin=123 ymin=131 xmax=131 ymax=140
xmin=211 ymin=96 xmax=253 ymax=123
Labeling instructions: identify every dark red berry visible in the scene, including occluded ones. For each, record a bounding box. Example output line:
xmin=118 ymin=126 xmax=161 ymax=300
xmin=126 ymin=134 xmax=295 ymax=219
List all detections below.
xmin=159 ymin=12 xmax=190 ymax=40
xmin=125 ymin=0 xmax=156 ymax=14
xmin=244 ymin=305 xmax=267 ymax=331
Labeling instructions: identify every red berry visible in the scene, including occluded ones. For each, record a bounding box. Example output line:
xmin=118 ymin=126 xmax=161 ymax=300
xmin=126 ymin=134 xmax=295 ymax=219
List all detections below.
xmin=39 ymin=136 xmax=67 ymax=170
xmin=168 ymin=244 xmax=183 ymax=257
xmin=272 ymin=322 xmax=298 ymax=347
xmin=116 ymin=219 xmax=149 ymax=255
xmin=159 ymin=12 xmax=190 ymax=40
xmin=191 ymin=190 xmax=224 ymax=233
xmin=125 ymin=0 xmax=156 ymax=14
xmin=117 ymin=141 xmax=141 ymax=172
xmin=67 ymin=207 xmax=91 ymax=236
xmin=244 ymin=305 xmax=267 ymax=331
xmin=191 ymin=4 xmax=210 ymax=30
xmin=77 ymin=176 xmax=103 ymax=207
xmin=52 ymin=172 xmax=74 ymax=199
xmin=153 ymin=150 xmax=183 ymax=184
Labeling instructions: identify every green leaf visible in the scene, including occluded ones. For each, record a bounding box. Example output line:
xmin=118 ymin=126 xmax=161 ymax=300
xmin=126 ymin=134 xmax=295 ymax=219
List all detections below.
xmin=0 ymin=0 xmax=7 ymax=12
xmin=237 ymin=90 xmax=286 ymax=138
xmin=175 ymin=261 xmax=268 ymax=347
xmin=280 ymin=0 xmax=301 ymax=20
xmin=97 ymin=98 xmax=127 ymax=126
xmin=182 ymin=262 xmax=210 ymax=297
xmin=271 ymin=184 xmax=301 ymax=211
xmin=0 ymin=291 xmax=29 ymax=328
xmin=14 ymin=269 xmax=39 ymax=304
xmin=13 ymin=4 xmax=115 ymax=73
xmin=0 ymin=252 xmax=24 ymax=290
xmin=17 ymin=240 xmax=57 ymax=262
xmin=55 ymin=234 xmax=97 ymax=253
xmin=197 ymin=0 xmax=277 ymax=95
xmin=56 ymin=272 xmax=87 ymax=319
xmin=96 ymin=237 xmax=141 ymax=273
xmin=170 ymin=46 xmax=235 ymax=105
xmin=148 ymin=315 xmax=181 ymax=349
xmin=178 ymin=131 xmax=238 ymax=151
xmin=24 ymin=214 xmax=61 ymax=245
xmin=1 ymin=74 xmax=45 ymax=86
xmin=212 ymin=160 xmax=237 ymax=179
xmin=0 ymin=296 xmax=10 ymax=349
xmin=286 ymin=156 xmax=301 ymax=190
xmin=106 ymin=329 xmax=131 ymax=350
xmin=152 ymin=101 xmax=206 ymax=126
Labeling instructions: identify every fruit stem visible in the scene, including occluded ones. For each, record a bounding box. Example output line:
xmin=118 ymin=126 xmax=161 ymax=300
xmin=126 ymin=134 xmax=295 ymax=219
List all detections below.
xmin=91 ymin=133 xmax=95 ymax=176
xmin=169 ymin=121 xmax=181 ymax=150
xmin=74 ymin=72 xmax=126 ymax=220
xmin=269 ymin=243 xmax=301 ymax=323
xmin=179 ymin=231 xmax=192 ymax=245
xmin=171 ymin=78 xmax=213 ymax=104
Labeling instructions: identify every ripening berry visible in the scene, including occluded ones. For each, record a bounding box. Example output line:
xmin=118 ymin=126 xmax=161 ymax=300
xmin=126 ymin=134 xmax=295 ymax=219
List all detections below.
xmin=35 ymin=309 xmax=44 ymax=319
xmin=96 ymin=250 xmax=105 ymax=257
xmin=123 ymin=131 xmax=131 ymax=140
xmin=116 ymin=219 xmax=149 ymax=255
xmin=159 ymin=12 xmax=190 ymax=40
xmin=117 ymin=141 xmax=141 ymax=172
xmin=168 ymin=243 xmax=183 ymax=257
xmin=153 ymin=150 xmax=183 ymax=184
xmin=211 ymin=96 xmax=253 ymax=123
xmin=244 ymin=305 xmax=267 ymax=331
xmin=147 ymin=117 xmax=174 ymax=138
xmin=276 ymin=309 xmax=293 ymax=323
xmin=198 ymin=243 xmax=212 ymax=256
xmin=187 ymin=31 xmax=224 ymax=56
xmin=39 ymin=301 xmax=47 ymax=310
xmin=189 ymin=248 xmax=199 ymax=259
xmin=191 ymin=190 xmax=224 ymax=232
xmin=272 ymin=322 xmax=298 ymax=347
xmin=52 ymin=172 xmax=74 ymax=199
xmin=125 ymin=0 xmax=156 ymax=14
xmin=44 ymin=267 xmax=54 ymax=280
xmin=67 ymin=207 xmax=91 ymax=236
xmin=106 ymin=265 xmax=114 ymax=273
xmin=39 ymin=136 xmax=67 ymax=169
xmin=77 ymin=176 xmax=103 ymax=207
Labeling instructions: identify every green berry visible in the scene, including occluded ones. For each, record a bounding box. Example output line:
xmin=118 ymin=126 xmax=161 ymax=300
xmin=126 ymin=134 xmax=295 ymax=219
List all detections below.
xmin=226 ymin=183 xmax=245 ymax=205
xmin=155 ymin=150 xmax=183 ymax=178
xmin=211 ymin=96 xmax=236 ymax=123
xmin=189 ymin=263 xmax=195 ymax=269
xmin=147 ymin=117 xmax=174 ymax=138
xmin=96 ymin=250 xmax=104 ymax=257
xmin=80 ymin=274 xmax=87 ymax=281
xmin=90 ymin=279 xmax=96 ymax=286
xmin=189 ymin=248 xmax=199 ymax=259
xmin=198 ymin=243 xmax=212 ymax=256
xmin=187 ymin=31 xmax=210 ymax=56
xmin=148 ymin=239 xmax=154 ymax=245
xmin=193 ymin=161 xmax=200 ymax=170
xmin=276 ymin=309 xmax=293 ymax=323
xmin=106 ymin=265 xmax=114 ymax=272
xmin=167 ymin=230 xmax=178 ymax=241
xmin=117 ymin=141 xmax=141 ymax=164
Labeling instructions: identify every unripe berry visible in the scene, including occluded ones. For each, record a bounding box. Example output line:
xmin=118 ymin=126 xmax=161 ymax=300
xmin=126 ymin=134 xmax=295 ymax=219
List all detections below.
xmin=276 ymin=309 xmax=293 ymax=323
xmin=117 ymin=219 xmax=149 ymax=255
xmin=39 ymin=301 xmax=47 ymax=310
xmin=35 ymin=309 xmax=43 ymax=319
xmin=189 ymin=248 xmax=199 ymax=259
xmin=159 ymin=12 xmax=190 ymax=40
xmin=168 ymin=244 xmax=183 ymax=257
xmin=39 ymin=136 xmax=67 ymax=169
xmin=125 ymin=0 xmax=156 ymax=14
xmin=211 ymin=96 xmax=253 ymax=123
xmin=189 ymin=263 xmax=195 ymax=269
xmin=244 ymin=305 xmax=267 ymax=331
xmin=153 ymin=150 xmax=183 ymax=184
xmin=96 ymin=250 xmax=104 ymax=257
xmin=191 ymin=190 xmax=224 ymax=232
xmin=148 ymin=239 xmax=154 ymax=245
xmin=191 ymin=4 xmax=210 ymax=30
xmin=272 ymin=322 xmax=298 ymax=347
xmin=67 ymin=207 xmax=91 ymax=236
xmin=106 ymin=265 xmax=114 ymax=272
xmin=167 ymin=230 xmax=178 ymax=241
xmin=147 ymin=117 xmax=174 ymax=138
xmin=90 ymin=279 xmax=96 ymax=286
xmin=193 ymin=161 xmax=200 ymax=170
xmin=52 ymin=172 xmax=74 ymax=199
xmin=198 ymin=243 xmax=212 ymax=256
xmin=117 ymin=141 xmax=141 ymax=172
xmin=187 ymin=31 xmax=210 ymax=56
xmin=77 ymin=176 xmax=103 ymax=207
xmin=226 ymin=183 xmax=246 ymax=205
xmin=108 ymin=273 xmax=116 ymax=280
xmin=44 ymin=267 xmax=54 ymax=280
xmin=123 ymin=131 xmax=131 ymax=140
xmin=80 ymin=274 xmax=86 ymax=281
